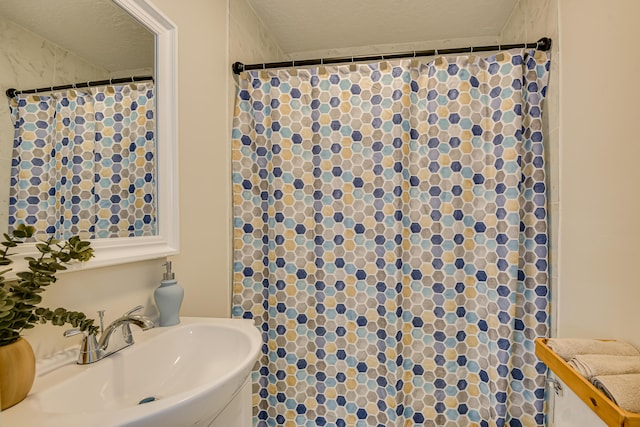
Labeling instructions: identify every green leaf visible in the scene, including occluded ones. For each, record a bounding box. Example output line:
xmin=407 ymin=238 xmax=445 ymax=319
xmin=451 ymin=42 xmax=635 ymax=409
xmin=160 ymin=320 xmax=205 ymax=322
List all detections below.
xmin=35 ymin=243 xmax=52 ymax=253
xmin=0 ymin=227 xmax=95 ymax=340
xmin=0 ymin=299 xmax=16 ymax=310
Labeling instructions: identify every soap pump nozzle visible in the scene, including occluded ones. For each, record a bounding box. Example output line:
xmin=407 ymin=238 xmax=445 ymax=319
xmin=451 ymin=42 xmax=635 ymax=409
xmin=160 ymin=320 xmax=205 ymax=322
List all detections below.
xmin=163 ymin=261 xmax=175 ymax=281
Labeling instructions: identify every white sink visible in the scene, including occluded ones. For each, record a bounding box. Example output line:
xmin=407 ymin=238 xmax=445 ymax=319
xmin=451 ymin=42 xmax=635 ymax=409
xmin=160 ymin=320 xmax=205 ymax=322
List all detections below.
xmin=3 ymin=317 xmax=261 ymax=427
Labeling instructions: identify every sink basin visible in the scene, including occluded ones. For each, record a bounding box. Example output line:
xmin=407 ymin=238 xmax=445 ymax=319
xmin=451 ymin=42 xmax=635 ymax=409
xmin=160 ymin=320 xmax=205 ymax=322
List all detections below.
xmin=3 ymin=317 xmax=261 ymax=427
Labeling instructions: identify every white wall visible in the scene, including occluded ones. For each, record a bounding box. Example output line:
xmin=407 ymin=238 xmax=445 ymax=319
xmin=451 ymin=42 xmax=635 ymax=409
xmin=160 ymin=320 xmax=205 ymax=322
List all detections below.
xmin=557 ymin=0 xmax=640 ymax=346
xmin=229 ymin=0 xmax=284 ymax=66
xmin=0 ymin=14 xmax=111 ymax=89
xmin=284 ymin=35 xmax=498 ymax=62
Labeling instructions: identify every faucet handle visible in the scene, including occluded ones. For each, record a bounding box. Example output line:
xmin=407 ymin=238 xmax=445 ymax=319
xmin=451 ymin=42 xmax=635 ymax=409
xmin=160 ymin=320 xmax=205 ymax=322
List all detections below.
xmin=64 ymin=328 xmax=101 ymax=364
xmin=97 ymin=309 xmax=106 ymax=333
xmin=63 ymin=328 xmax=83 ymax=337
xmin=123 ymin=305 xmax=144 ymax=316
xmin=77 ymin=333 xmax=101 ymax=364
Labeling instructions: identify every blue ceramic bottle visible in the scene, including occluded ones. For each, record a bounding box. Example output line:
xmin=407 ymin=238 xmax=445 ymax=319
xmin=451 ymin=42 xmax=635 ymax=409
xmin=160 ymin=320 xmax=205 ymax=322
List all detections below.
xmin=154 ymin=261 xmax=183 ymax=326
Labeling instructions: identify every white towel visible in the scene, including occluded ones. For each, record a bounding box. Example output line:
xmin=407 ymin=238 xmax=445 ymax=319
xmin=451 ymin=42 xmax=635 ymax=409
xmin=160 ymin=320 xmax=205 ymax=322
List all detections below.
xmin=592 ymin=374 xmax=640 ymax=413
xmin=568 ymin=355 xmax=640 ymax=379
xmin=546 ymin=338 xmax=639 ymax=361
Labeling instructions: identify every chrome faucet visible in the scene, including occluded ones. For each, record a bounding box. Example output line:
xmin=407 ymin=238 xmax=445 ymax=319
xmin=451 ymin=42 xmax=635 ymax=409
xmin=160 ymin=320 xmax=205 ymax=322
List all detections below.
xmin=64 ymin=305 xmax=154 ymax=364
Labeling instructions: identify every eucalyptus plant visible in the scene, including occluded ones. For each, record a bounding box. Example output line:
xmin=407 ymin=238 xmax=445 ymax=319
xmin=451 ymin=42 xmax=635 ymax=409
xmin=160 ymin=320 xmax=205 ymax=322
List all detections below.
xmin=0 ymin=224 xmax=98 ymax=347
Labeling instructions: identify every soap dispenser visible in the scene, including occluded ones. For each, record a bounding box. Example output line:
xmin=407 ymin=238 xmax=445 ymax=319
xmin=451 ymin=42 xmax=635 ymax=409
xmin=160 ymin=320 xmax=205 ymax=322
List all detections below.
xmin=154 ymin=261 xmax=184 ymax=326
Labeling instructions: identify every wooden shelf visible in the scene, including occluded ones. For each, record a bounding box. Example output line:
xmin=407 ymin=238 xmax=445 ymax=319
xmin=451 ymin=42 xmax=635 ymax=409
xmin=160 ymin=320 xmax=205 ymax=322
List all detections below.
xmin=536 ymin=338 xmax=640 ymax=427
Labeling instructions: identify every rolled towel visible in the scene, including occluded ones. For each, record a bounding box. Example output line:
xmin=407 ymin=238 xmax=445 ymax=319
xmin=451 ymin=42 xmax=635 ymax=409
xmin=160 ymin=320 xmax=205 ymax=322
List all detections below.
xmin=568 ymin=355 xmax=640 ymax=379
xmin=592 ymin=374 xmax=640 ymax=413
xmin=546 ymin=338 xmax=639 ymax=361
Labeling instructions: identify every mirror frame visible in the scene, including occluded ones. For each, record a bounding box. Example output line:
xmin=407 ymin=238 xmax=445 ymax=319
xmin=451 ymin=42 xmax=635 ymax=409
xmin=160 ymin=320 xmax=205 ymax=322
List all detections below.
xmin=7 ymin=0 xmax=179 ymax=274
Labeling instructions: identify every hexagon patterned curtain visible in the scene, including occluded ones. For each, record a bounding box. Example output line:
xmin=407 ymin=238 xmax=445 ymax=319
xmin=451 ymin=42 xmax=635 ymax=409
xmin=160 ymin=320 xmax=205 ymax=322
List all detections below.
xmin=8 ymin=82 xmax=156 ymax=239
xmin=233 ymin=49 xmax=550 ymax=426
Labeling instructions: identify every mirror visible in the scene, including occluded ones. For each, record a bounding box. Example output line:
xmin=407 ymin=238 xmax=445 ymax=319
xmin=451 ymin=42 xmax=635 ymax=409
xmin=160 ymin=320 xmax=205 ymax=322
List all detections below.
xmin=0 ymin=0 xmax=178 ymax=270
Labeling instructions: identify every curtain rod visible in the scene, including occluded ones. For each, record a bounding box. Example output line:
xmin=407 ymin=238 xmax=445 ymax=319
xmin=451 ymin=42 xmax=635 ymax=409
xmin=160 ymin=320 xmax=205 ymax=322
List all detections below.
xmin=5 ymin=75 xmax=154 ymax=98
xmin=232 ymin=37 xmax=552 ymax=75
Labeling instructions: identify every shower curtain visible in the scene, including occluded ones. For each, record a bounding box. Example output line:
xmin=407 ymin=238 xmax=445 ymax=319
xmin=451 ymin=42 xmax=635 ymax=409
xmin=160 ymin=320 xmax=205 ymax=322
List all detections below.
xmin=232 ymin=49 xmax=550 ymax=426
xmin=8 ymin=82 xmax=156 ymax=239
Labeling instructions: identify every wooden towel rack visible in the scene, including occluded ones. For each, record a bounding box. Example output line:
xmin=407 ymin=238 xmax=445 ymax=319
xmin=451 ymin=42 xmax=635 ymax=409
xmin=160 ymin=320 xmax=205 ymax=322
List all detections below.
xmin=536 ymin=338 xmax=640 ymax=427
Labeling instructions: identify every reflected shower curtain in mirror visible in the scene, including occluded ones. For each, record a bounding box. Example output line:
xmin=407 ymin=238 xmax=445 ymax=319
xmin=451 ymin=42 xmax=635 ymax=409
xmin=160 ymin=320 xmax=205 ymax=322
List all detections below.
xmin=232 ymin=50 xmax=550 ymax=426
xmin=8 ymin=82 xmax=156 ymax=239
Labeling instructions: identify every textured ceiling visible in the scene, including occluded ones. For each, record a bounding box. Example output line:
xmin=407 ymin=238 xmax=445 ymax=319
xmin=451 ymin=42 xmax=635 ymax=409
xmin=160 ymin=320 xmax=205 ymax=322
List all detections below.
xmin=2 ymin=0 xmax=519 ymax=72
xmin=246 ymin=0 xmax=519 ymax=55
xmin=0 ymin=0 xmax=154 ymax=73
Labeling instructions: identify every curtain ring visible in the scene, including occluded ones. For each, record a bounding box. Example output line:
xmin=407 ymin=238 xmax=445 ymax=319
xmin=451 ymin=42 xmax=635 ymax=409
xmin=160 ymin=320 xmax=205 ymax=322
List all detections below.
xmin=318 ymin=57 xmax=326 ymax=75
xmin=410 ymin=50 xmax=418 ymax=67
